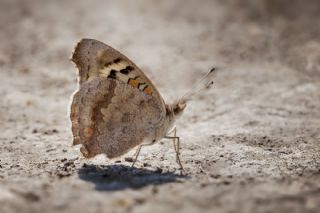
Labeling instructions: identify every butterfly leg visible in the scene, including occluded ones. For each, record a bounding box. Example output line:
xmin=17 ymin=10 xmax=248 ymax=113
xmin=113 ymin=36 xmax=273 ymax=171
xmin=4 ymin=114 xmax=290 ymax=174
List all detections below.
xmin=131 ymin=145 xmax=143 ymax=168
xmin=171 ymin=128 xmax=181 ymax=167
xmin=165 ymin=128 xmax=184 ymax=171
xmin=131 ymin=143 xmax=155 ymax=167
xmin=167 ymin=127 xmax=178 ymax=152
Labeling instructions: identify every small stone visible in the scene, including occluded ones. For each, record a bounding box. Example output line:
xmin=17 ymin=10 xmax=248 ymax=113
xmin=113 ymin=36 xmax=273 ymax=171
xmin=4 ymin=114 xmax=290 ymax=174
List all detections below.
xmin=151 ymin=186 xmax=158 ymax=195
xmin=143 ymin=162 xmax=151 ymax=167
xmin=134 ymin=198 xmax=145 ymax=205
xmin=57 ymin=171 xmax=71 ymax=178
xmin=125 ymin=157 xmax=134 ymax=162
xmin=222 ymin=180 xmax=231 ymax=185
xmin=210 ymin=174 xmax=221 ymax=179
xmin=200 ymin=182 xmax=208 ymax=187
xmin=155 ymin=167 xmax=163 ymax=173
xmin=22 ymin=192 xmax=40 ymax=202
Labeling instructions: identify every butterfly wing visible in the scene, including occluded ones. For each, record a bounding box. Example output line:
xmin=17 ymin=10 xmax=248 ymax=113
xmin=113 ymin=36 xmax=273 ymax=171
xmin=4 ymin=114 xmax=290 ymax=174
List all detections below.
xmin=70 ymin=39 xmax=167 ymax=158
xmin=71 ymin=78 xmax=165 ymax=158
xmin=71 ymin=38 xmax=164 ymax=103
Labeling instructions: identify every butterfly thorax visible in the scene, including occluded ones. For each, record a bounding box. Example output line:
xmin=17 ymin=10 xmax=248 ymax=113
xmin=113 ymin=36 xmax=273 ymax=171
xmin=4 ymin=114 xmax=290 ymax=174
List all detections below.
xmin=154 ymin=100 xmax=186 ymax=139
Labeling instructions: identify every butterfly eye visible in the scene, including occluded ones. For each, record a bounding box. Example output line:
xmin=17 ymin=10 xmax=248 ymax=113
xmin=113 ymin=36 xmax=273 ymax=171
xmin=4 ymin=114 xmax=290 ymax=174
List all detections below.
xmin=178 ymin=102 xmax=186 ymax=113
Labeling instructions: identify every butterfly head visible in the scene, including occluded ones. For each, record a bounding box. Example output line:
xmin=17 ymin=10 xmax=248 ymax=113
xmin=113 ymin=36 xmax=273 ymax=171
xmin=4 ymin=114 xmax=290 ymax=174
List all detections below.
xmin=164 ymin=100 xmax=186 ymax=133
xmin=172 ymin=99 xmax=187 ymax=117
xmin=166 ymin=99 xmax=187 ymax=124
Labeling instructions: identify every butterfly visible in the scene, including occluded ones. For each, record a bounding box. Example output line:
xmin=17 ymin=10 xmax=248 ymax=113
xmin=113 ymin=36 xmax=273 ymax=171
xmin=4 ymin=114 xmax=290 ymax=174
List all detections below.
xmin=70 ymin=38 xmax=215 ymax=171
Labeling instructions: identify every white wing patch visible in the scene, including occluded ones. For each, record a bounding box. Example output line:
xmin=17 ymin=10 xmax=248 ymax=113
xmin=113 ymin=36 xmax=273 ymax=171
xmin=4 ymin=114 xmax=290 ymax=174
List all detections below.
xmin=99 ymin=61 xmax=137 ymax=82
xmin=97 ymin=57 xmax=153 ymax=95
xmin=99 ymin=61 xmax=127 ymax=77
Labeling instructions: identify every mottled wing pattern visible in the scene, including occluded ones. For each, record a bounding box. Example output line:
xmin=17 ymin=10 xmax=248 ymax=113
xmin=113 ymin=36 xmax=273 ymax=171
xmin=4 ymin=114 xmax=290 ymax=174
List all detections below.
xmin=71 ymin=78 xmax=164 ymax=158
xmin=71 ymin=38 xmax=164 ymax=102
xmin=70 ymin=39 xmax=166 ymax=158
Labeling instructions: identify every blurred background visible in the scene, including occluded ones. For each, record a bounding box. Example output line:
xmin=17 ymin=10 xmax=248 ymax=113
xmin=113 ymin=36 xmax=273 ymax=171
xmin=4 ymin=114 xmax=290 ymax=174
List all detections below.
xmin=0 ymin=0 xmax=319 ymax=212
xmin=1 ymin=0 xmax=320 ymax=74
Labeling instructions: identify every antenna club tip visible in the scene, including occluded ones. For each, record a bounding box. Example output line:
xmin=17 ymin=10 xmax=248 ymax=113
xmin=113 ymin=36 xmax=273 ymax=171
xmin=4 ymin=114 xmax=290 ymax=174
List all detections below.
xmin=209 ymin=67 xmax=216 ymax=73
xmin=206 ymin=81 xmax=214 ymax=88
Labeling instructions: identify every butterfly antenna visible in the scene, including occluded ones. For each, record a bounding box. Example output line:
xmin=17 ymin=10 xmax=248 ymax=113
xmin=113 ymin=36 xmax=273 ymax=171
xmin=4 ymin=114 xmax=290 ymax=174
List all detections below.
xmin=179 ymin=67 xmax=216 ymax=102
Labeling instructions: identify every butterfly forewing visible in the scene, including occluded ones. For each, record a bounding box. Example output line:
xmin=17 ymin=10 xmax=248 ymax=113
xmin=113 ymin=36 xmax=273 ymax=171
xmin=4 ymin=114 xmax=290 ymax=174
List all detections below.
xmin=71 ymin=39 xmax=165 ymax=103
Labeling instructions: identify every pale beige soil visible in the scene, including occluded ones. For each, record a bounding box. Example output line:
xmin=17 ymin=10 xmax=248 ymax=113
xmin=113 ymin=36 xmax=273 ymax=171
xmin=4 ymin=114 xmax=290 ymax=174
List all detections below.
xmin=0 ymin=0 xmax=320 ymax=213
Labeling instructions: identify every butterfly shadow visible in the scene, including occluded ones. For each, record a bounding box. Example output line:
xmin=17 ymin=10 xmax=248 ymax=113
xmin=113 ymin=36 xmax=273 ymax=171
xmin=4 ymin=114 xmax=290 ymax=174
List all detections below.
xmin=78 ymin=164 xmax=189 ymax=191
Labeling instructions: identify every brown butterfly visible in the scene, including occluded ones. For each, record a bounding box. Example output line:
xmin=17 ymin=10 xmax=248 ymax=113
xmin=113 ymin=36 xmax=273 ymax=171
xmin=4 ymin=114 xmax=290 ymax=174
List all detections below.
xmin=70 ymin=38 xmax=215 ymax=171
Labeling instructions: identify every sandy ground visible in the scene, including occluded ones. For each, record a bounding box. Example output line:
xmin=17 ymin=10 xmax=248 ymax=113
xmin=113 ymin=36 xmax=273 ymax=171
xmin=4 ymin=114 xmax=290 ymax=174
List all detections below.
xmin=0 ymin=0 xmax=320 ymax=212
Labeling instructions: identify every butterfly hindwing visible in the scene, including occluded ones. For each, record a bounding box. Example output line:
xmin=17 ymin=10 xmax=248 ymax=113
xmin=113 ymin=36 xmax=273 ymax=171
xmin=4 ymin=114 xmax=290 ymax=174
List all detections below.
xmin=70 ymin=78 xmax=164 ymax=158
